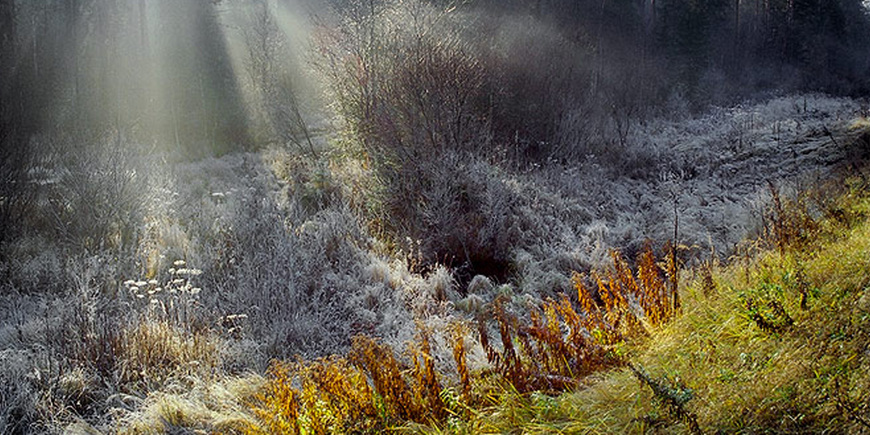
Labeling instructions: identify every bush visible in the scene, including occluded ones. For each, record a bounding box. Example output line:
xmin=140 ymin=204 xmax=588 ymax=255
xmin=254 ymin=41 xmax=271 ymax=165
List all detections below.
xmin=0 ymin=350 xmax=40 ymax=434
xmin=39 ymin=134 xmax=148 ymax=259
xmin=316 ymin=0 xmax=491 ymax=161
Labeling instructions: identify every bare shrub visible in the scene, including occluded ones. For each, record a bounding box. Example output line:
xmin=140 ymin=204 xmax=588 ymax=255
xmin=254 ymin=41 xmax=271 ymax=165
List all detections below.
xmin=0 ymin=132 xmax=35 ymax=252
xmin=236 ymin=0 xmax=316 ymax=154
xmin=317 ymin=0 xmax=492 ymax=163
xmin=0 ymin=350 xmax=40 ymax=434
xmin=41 ymin=134 xmax=149 ymax=259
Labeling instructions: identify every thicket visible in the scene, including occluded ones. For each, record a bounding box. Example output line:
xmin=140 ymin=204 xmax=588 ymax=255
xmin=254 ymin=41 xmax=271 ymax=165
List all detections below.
xmin=2 ymin=103 xmax=862 ymax=432
xmin=0 ymin=0 xmax=869 ymax=432
xmin=242 ymin=171 xmax=870 ymax=432
xmin=245 ymin=244 xmax=681 ymax=433
xmin=313 ymin=0 xmax=870 ymax=284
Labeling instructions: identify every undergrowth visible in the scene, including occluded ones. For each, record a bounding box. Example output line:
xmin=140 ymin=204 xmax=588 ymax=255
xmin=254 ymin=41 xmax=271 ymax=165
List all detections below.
xmin=447 ymin=173 xmax=870 ymax=433
xmin=2 ymin=101 xmax=868 ymax=434
xmin=238 ymin=171 xmax=870 ymax=434
xmin=244 ymin=243 xmax=681 ymax=433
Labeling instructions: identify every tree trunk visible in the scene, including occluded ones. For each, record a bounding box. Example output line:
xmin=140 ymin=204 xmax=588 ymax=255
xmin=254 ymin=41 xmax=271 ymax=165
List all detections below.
xmin=0 ymin=0 xmax=14 ymax=54
xmin=139 ymin=0 xmax=149 ymax=57
xmin=67 ymin=0 xmax=81 ymax=107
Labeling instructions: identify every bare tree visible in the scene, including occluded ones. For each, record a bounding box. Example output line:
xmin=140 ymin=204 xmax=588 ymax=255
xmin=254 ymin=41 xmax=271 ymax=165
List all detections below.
xmin=242 ymin=0 xmax=316 ymax=156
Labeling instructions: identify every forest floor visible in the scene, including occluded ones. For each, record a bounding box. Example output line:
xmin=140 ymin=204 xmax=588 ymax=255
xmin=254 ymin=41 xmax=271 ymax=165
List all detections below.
xmin=430 ymin=169 xmax=870 ymax=434
xmin=1 ymin=93 xmax=869 ymax=433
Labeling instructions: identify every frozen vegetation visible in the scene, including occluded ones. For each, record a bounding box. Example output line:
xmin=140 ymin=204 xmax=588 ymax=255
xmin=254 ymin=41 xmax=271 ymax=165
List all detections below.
xmin=1 ymin=0 xmax=870 ymax=432
xmin=1 ymin=91 xmax=868 ymax=432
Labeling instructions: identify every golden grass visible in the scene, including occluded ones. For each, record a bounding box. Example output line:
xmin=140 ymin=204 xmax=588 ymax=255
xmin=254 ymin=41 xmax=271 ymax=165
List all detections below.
xmin=452 ymin=177 xmax=870 ymax=434
xmin=240 ymin=244 xmax=679 ymax=433
xmin=119 ymin=171 xmax=870 ymax=434
xmin=118 ymin=321 xmax=220 ymax=394
xmin=119 ymin=375 xmax=263 ymax=434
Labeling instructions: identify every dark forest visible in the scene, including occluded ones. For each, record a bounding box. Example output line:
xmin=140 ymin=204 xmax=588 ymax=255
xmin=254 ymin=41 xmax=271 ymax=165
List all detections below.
xmin=1 ymin=1 xmax=870 ymax=433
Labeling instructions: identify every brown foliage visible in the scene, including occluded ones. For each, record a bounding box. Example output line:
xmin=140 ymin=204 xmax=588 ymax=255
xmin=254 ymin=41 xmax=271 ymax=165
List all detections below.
xmin=475 ymin=245 xmax=679 ymax=394
xmin=408 ymin=322 xmax=446 ymax=422
xmin=348 ymin=335 xmax=418 ymax=424
xmin=249 ymin=362 xmax=302 ymax=435
xmin=449 ymin=321 xmax=471 ymax=400
xmin=249 ymin=245 xmax=682 ymax=430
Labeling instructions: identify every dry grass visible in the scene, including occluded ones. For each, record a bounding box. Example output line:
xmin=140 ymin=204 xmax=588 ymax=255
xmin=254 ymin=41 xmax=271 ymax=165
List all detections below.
xmin=118 ymin=321 xmax=220 ymax=394
xmin=241 ymin=244 xmax=680 ymax=433
xmin=447 ymin=173 xmax=870 ymax=434
xmin=119 ymin=375 xmax=262 ymax=435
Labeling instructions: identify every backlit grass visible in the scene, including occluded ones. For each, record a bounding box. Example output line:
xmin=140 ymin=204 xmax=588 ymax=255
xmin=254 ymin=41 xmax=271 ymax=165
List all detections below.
xmin=450 ymin=175 xmax=870 ymax=434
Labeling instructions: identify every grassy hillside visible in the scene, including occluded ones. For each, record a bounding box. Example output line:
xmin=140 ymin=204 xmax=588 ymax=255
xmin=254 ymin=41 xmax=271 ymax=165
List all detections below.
xmin=1 ymin=96 xmax=868 ymax=434
xmin=444 ymin=176 xmax=870 ymax=434
xmin=115 ymin=170 xmax=870 ymax=434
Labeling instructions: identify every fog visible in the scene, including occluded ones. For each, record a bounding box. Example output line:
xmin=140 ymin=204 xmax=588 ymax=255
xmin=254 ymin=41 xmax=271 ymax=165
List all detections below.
xmin=0 ymin=0 xmax=322 ymax=156
xmin=2 ymin=0 xmax=868 ymax=156
xmin=1 ymin=0 xmax=869 ymax=433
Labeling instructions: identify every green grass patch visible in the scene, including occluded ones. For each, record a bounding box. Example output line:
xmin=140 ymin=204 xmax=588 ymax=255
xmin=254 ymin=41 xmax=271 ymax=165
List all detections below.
xmin=449 ymin=177 xmax=870 ymax=434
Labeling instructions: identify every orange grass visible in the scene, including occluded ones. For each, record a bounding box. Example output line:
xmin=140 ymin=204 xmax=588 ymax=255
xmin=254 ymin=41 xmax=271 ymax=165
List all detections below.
xmin=247 ymin=244 xmax=680 ymax=431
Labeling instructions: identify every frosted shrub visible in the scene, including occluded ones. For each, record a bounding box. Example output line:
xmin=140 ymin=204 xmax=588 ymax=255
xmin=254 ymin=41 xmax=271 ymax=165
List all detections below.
xmin=363 ymin=257 xmax=393 ymax=286
xmin=0 ymin=350 xmax=39 ymax=434
xmin=1 ymin=245 xmax=64 ymax=294
xmin=205 ymin=196 xmax=406 ymax=358
xmin=90 ymin=148 xmax=426 ymax=361
xmin=42 ymin=136 xmax=150 ymax=258
xmin=466 ymin=275 xmax=494 ymax=296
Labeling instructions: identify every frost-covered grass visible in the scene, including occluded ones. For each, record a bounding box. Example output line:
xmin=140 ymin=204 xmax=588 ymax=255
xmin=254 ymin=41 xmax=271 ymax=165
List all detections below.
xmin=0 ymin=94 xmax=867 ymax=432
xmin=452 ymin=174 xmax=870 ymax=434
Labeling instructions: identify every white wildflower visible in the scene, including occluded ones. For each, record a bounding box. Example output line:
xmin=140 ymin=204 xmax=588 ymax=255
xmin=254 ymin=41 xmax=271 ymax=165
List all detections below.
xmin=176 ymin=268 xmax=202 ymax=276
xmin=173 ymin=260 xmax=186 ymax=267
xmin=148 ymin=279 xmax=158 ymax=285
xmin=123 ymin=280 xmax=136 ymax=287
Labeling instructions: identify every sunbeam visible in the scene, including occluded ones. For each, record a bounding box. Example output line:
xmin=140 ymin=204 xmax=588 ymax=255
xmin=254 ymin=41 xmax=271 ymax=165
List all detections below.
xmin=2 ymin=0 xmax=870 ymax=432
